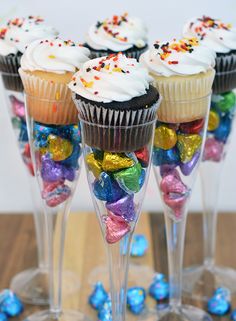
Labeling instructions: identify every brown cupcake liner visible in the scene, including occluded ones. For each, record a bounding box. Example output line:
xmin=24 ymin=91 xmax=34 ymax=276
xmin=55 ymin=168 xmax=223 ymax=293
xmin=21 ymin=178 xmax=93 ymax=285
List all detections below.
xmin=1 ymin=72 xmax=23 ymax=92
xmin=73 ymin=95 xmax=159 ymax=152
xmin=19 ymin=68 xmax=78 ymax=125
xmin=213 ymin=70 xmax=236 ymax=94
xmin=151 ymin=69 xmax=215 ymax=123
xmin=0 ymin=54 xmax=21 ymax=74
xmin=89 ymin=46 xmax=148 ymax=61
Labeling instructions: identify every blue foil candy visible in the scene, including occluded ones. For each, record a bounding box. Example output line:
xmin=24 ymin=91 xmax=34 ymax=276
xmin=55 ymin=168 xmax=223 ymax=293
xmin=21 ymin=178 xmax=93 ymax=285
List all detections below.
xmin=60 ymin=144 xmax=81 ymax=169
xmin=231 ymin=309 xmax=236 ymax=320
xmin=207 ymin=295 xmax=230 ymax=316
xmin=214 ymin=115 xmax=232 ymax=143
xmin=93 ymin=172 xmax=126 ymax=202
xmin=152 ymin=147 xmax=180 ymax=166
xmin=0 ymin=290 xmax=23 ymax=317
xmin=19 ymin=121 xmax=28 ymax=142
xmin=131 ymin=234 xmax=148 ymax=257
xmin=127 ymin=287 xmax=146 ymax=315
xmin=0 ymin=313 xmax=7 ymax=321
xmin=98 ymin=297 xmax=112 ymax=321
xmin=139 ymin=169 xmax=146 ymax=189
xmin=214 ymin=287 xmax=231 ymax=302
xmin=89 ymin=282 xmax=108 ymax=310
xmin=149 ymin=274 xmax=169 ymax=301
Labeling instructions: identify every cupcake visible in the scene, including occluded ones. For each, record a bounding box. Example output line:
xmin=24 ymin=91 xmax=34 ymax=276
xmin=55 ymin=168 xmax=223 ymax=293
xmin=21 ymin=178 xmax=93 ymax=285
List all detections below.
xmin=69 ymin=53 xmax=160 ymax=151
xmin=84 ymin=13 xmax=148 ymax=60
xmin=0 ymin=15 xmax=58 ymax=91
xmin=19 ymin=38 xmax=90 ymax=125
xmin=183 ymin=16 xmax=236 ymax=93
xmin=140 ymin=37 xmax=216 ymax=123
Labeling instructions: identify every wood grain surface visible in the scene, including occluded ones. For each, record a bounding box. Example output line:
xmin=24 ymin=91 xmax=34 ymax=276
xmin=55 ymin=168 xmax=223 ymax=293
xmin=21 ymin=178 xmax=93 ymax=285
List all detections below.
xmin=0 ymin=212 xmax=236 ymax=321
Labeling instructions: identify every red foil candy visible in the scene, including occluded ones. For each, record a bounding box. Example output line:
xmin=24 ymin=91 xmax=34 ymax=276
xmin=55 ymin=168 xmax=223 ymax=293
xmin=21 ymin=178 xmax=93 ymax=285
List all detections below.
xmin=104 ymin=212 xmax=131 ymax=244
xmin=179 ymin=118 xmax=204 ymax=134
xmin=135 ymin=147 xmax=149 ymax=167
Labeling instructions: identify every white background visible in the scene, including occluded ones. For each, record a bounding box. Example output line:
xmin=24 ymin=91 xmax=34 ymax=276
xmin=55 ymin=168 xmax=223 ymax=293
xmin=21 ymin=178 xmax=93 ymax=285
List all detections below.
xmin=0 ymin=0 xmax=236 ymax=213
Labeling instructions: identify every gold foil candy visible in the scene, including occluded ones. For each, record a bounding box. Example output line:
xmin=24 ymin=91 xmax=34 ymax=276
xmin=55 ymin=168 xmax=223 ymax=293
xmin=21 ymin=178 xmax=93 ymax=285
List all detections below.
xmin=48 ymin=134 xmax=73 ymax=161
xmin=177 ymin=134 xmax=202 ymax=163
xmin=154 ymin=125 xmax=177 ymax=150
xmin=208 ymin=110 xmax=220 ymax=131
xmin=102 ymin=152 xmax=134 ymax=172
xmin=86 ymin=153 xmax=102 ymax=178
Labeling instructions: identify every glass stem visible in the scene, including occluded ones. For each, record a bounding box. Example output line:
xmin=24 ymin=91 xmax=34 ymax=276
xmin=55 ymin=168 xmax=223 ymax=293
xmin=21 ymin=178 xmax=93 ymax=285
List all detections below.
xmin=200 ymin=161 xmax=224 ymax=269
xmin=107 ymin=234 xmax=132 ymax=321
xmin=45 ymin=205 xmax=70 ymax=317
xmin=28 ymin=175 xmax=49 ymax=270
xmin=165 ymin=213 xmax=187 ymax=310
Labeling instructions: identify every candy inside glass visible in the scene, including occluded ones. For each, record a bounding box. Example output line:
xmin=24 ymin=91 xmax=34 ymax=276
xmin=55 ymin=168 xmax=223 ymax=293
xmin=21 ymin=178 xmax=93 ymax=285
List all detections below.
xmin=24 ymin=94 xmax=89 ymax=321
xmin=1 ymin=72 xmax=49 ymax=305
xmin=183 ymin=88 xmax=236 ymax=302
xmin=79 ymin=117 xmax=157 ymax=321
xmin=141 ymin=95 xmax=212 ymax=321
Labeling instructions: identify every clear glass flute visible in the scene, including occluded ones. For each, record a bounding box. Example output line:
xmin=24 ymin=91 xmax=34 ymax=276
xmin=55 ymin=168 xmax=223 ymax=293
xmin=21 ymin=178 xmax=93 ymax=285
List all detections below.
xmin=1 ymin=72 xmax=49 ymax=305
xmin=145 ymin=95 xmax=212 ymax=321
xmin=78 ymin=112 xmax=157 ymax=321
xmin=24 ymin=94 xmax=88 ymax=321
xmin=183 ymin=85 xmax=236 ymax=301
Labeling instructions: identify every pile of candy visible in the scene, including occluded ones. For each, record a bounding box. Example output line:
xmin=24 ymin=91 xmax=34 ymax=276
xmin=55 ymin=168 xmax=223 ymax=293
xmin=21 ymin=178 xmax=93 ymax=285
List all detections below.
xmin=33 ymin=122 xmax=82 ymax=207
xmin=0 ymin=289 xmax=23 ymax=321
xmin=207 ymin=287 xmax=231 ymax=316
xmin=85 ymin=146 xmax=149 ymax=244
xmin=9 ymin=94 xmax=34 ymax=175
xmin=89 ymin=273 xmax=169 ymax=320
xmin=203 ymin=91 xmax=236 ymax=162
xmin=152 ymin=119 xmax=205 ymax=220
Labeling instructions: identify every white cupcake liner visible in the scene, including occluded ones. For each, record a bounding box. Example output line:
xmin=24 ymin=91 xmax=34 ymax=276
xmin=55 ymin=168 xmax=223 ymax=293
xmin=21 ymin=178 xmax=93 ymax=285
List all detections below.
xmin=73 ymin=95 xmax=159 ymax=152
xmin=151 ymin=69 xmax=215 ymax=123
xmin=19 ymin=68 xmax=78 ymax=125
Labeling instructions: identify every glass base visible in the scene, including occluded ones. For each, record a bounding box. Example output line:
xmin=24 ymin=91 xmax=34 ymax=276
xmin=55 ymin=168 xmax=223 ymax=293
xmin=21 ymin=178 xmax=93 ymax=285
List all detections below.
xmin=140 ymin=305 xmax=212 ymax=321
xmin=88 ymin=263 xmax=155 ymax=288
xmin=10 ymin=268 xmax=80 ymax=305
xmin=183 ymin=264 xmax=236 ymax=301
xmin=24 ymin=310 xmax=90 ymax=321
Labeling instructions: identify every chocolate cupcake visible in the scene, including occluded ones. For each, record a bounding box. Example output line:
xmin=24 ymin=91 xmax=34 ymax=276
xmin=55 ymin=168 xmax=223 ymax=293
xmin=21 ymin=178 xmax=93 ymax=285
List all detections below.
xmin=69 ymin=53 xmax=160 ymax=151
xmin=84 ymin=13 xmax=148 ymax=60
xmin=0 ymin=16 xmax=58 ymax=91
xmin=183 ymin=16 xmax=236 ymax=94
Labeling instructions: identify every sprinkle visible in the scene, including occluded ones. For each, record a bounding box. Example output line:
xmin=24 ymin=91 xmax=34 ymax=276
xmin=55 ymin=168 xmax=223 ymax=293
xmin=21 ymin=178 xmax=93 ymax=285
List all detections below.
xmin=52 ymin=103 xmax=57 ymax=112
xmin=94 ymin=76 xmax=100 ymax=80
xmin=55 ymin=92 xmax=60 ymax=100
xmin=112 ymin=67 xmax=122 ymax=72
xmin=86 ymin=67 xmax=91 ymax=72
xmin=48 ymin=55 xmax=56 ymax=59
xmin=80 ymin=78 xmax=94 ymax=88
xmin=94 ymin=91 xmax=99 ymax=95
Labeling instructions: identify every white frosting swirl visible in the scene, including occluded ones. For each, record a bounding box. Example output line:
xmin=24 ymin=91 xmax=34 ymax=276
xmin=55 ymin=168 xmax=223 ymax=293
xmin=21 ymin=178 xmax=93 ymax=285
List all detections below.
xmin=183 ymin=16 xmax=236 ymax=53
xmin=69 ymin=53 xmax=152 ymax=102
xmin=140 ymin=38 xmax=216 ymax=77
xmin=0 ymin=16 xmax=58 ymax=56
xmin=85 ymin=13 xmax=147 ymax=52
xmin=21 ymin=38 xmax=90 ymax=74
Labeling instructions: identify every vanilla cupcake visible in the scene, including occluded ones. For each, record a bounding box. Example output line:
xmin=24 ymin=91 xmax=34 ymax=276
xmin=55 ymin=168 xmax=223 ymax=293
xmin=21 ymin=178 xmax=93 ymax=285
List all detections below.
xmin=69 ymin=53 xmax=160 ymax=151
xmin=0 ymin=16 xmax=58 ymax=91
xmin=183 ymin=16 xmax=236 ymax=93
xmin=19 ymin=38 xmax=90 ymax=125
xmin=140 ymin=37 xmax=215 ymax=123
xmin=84 ymin=13 xmax=148 ymax=60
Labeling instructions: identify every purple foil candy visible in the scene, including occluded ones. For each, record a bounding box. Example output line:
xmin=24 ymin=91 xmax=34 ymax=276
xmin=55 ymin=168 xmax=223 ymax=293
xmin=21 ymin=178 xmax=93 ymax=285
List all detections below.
xmin=160 ymin=164 xmax=177 ymax=177
xmin=106 ymin=194 xmax=136 ymax=222
xmin=63 ymin=167 xmax=76 ymax=181
xmin=180 ymin=151 xmax=200 ymax=176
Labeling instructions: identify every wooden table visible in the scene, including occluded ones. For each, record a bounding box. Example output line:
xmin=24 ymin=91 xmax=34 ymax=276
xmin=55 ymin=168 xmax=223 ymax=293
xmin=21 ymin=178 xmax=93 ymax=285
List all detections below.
xmin=0 ymin=212 xmax=236 ymax=321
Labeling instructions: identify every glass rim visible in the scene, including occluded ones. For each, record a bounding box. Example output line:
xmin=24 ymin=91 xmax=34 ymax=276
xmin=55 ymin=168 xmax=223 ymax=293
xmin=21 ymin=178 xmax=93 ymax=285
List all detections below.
xmin=161 ymin=92 xmax=212 ymax=103
xmin=79 ymin=117 xmax=156 ymax=129
xmin=25 ymin=93 xmax=71 ymax=103
xmin=215 ymin=69 xmax=236 ymax=76
xmin=1 ymin=71 xmax=20 ymax=77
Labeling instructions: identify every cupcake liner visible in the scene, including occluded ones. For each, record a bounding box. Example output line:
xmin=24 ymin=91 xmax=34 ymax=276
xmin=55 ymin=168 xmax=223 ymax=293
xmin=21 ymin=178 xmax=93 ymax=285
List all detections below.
xmin=19 ymin=68 xmax=78 ymax=125
xmin=0 ymin=54 xmax=23 ymax=92
xmin=73 ymin=95 xmax=159 ymax=152
xmin=213 ymin=53 xmax=236 ymax=94
xmin=151 ymin=69 xmax=215 ymax=123
xmin=88 ymin=46 xmax=148 ymax=61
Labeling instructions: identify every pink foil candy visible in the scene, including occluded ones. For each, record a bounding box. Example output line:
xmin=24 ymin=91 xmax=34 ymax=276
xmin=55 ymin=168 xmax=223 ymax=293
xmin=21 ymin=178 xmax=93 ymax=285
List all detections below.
xmin=104 ymin=212 xmax=131 ymax=244
xmin=42 ymin=180 xmax=71 ymax=207
xmin=160 ymin=170 xmax=190 ymax=220
xmin=203 ymin=137 xmax=224 ymax=162
xmin=10 ymin=95 xmax=25 ymax=119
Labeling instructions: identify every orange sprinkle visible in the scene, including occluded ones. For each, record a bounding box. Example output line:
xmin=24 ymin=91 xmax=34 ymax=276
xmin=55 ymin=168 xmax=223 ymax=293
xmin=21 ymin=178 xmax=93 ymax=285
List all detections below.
xmin=52 ymin=103 xmax=57 ymax=112
xmin=94 ymin=76 xmax=100 ymax=80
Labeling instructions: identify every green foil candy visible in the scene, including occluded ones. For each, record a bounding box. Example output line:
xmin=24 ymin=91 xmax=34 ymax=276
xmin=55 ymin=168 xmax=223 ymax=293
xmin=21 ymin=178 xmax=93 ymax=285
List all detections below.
xmin=113 ymin=163 xmax=142 ymax=193
xmin=215 ymin=92 xmax=236 ymax=113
